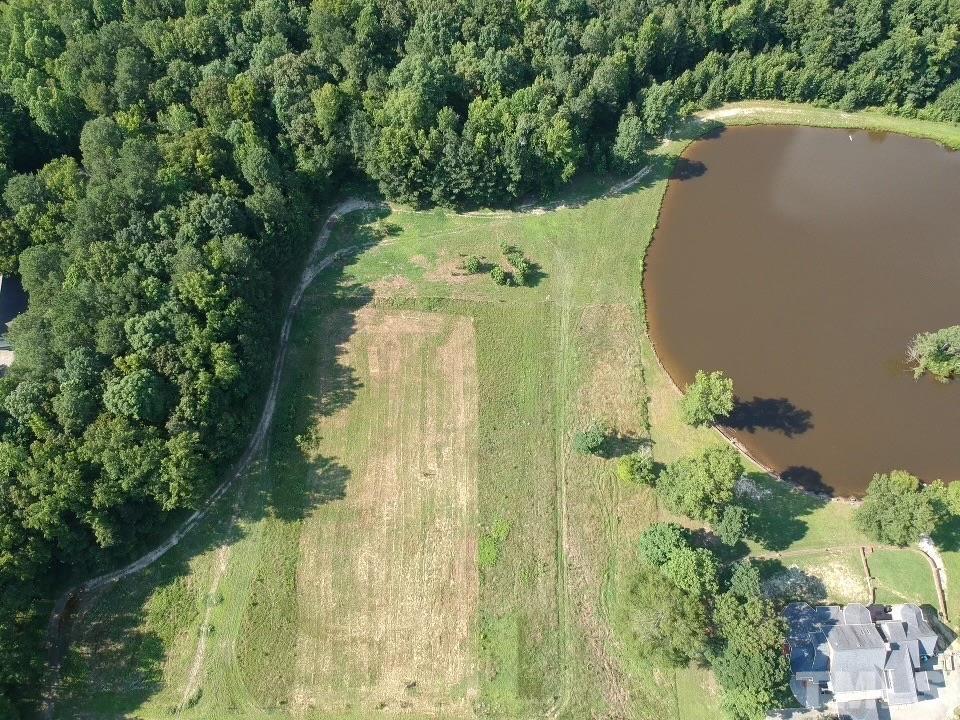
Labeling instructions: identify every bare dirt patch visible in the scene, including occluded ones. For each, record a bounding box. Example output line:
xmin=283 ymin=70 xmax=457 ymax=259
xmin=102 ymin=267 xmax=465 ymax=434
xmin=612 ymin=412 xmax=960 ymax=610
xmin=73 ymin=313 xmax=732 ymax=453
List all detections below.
xmin=369 ymin=274 xmax=416 ymax=301
xmin=424 ymin=250 xmax=485 ymax=286
xmin=292 ymin=309 xmax=479 ymax=718
xmin=764 ymin=551 xmax=870 ymax=605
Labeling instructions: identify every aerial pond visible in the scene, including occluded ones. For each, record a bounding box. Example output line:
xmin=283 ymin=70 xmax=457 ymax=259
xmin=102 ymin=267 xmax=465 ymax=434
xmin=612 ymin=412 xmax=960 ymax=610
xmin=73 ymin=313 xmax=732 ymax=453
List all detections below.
xmin=646 ymin=125 xmax=960 ymax=496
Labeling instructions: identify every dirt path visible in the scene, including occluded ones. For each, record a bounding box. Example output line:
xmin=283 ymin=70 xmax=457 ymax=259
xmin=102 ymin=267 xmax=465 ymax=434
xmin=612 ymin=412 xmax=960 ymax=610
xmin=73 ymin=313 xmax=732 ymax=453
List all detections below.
xmin=176 ymin=544 xmax=230 ymax=715
xmin=700 ymin=105 xmax=804 ymax=122
xmin=41 ymin=198 xmax=381 ymax=720
xmin=543 ymin=235 xmax=575 ymax=719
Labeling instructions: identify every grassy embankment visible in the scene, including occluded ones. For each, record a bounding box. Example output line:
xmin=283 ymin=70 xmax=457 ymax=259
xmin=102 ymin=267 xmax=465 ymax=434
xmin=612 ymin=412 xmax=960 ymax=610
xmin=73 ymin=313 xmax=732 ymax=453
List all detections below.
xmin=54 ymin=101 xmax=958 ymax=719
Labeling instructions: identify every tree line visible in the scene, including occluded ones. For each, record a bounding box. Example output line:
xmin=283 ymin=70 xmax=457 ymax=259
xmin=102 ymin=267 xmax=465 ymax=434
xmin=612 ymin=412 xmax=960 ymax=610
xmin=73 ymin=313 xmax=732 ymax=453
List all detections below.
xmin=0 ymin=0 xmax=959 ymax=714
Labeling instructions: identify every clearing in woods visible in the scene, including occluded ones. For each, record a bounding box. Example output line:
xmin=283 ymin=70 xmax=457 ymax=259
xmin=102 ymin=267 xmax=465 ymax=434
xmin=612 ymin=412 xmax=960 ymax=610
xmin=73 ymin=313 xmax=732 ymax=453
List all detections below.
xmin=54 ymin=138 xmax=721 ymax=718
xmin=51 ymin=102 xmax=958 ymax=720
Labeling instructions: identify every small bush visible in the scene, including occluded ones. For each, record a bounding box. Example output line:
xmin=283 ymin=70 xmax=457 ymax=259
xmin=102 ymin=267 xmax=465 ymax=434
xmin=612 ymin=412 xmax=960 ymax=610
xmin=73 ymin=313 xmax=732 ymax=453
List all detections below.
xmin=491 ymin=265 xmax=511 ymax=285
xmin=573 ymin=421 xmax=607 ymax=455
xmin=478 ymin=518 xmax=511 ymax=569
xmin=500 ymin=243 xmax=535 ymax=286
xmin=513 ymin=257 xmax=531 ymax=286
xmin=464 ymin=255 xmax=482 ymax=274
xmin=616 ymin=452 xmax=657 ymax=485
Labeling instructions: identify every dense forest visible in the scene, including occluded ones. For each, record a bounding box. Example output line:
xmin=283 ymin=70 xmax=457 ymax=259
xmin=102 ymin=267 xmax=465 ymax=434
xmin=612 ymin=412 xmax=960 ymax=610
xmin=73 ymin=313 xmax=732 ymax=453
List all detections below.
xmin=0 ymin=0 xmax=958 ymax=714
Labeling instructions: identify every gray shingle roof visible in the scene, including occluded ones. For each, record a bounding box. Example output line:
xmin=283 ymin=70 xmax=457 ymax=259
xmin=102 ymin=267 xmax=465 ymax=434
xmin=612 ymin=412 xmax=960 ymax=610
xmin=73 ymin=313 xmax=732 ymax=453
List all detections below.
xmin=785 ymin=602 xmax=941 ymax=712
xmin=827 ymin=624 xmax=885 ymax=652
xmin=837 ymin=699 xmax=881 ymax=720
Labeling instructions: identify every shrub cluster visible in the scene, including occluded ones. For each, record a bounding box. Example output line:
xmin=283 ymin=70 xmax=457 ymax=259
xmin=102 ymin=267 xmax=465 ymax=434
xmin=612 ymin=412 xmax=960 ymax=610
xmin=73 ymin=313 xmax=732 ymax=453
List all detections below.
xmin=631 ymin=524 xmax=789 ymax=720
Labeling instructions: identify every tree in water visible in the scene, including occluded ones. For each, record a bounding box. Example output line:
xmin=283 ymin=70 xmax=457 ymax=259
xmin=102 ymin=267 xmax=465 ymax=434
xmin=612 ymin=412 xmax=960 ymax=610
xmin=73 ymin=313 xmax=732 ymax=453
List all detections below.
xmin=908 ymin=325 xmax=960 ymax=382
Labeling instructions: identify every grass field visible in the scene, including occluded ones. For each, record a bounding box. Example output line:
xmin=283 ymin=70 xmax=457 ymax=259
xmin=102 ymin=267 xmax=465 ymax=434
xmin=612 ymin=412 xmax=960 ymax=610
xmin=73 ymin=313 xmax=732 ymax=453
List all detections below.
xmin=53 ymin=101 xmax=959 ymax=720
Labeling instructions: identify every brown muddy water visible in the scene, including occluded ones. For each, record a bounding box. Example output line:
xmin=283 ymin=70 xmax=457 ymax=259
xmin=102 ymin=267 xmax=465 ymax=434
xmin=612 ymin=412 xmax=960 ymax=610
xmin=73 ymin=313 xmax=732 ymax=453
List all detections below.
xmin=645 ymin=125 xmax=960 ymax=496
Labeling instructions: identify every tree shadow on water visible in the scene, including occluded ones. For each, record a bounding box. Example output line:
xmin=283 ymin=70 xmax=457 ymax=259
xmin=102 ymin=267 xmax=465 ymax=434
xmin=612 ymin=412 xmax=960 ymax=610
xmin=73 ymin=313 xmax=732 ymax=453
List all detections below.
xmin=670 ymin=156 xmax=707 ymax=180
xmin=725 ymin=397 xmax=813 ymax=437
xmin=780 ymin=466 xmax=832 ymax=496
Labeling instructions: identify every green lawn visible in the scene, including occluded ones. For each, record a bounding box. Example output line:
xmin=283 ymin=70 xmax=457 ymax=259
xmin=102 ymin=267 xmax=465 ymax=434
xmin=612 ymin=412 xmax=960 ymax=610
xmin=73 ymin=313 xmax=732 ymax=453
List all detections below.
xmin=870 ymin=549 xmax=940 ymax=609
xmin=53 ymin=101 xmax=960 ymax=719
xmin=56 ymin=133 xmax=723 ymax=719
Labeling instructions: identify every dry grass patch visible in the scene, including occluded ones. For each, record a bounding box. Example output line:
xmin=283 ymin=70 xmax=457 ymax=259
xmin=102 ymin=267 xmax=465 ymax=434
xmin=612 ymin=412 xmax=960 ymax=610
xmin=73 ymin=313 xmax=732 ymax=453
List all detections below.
xmin=762 ymin=549 xmax=871 ymax=605
xmin=292 ymin=309 xmax=479 ymax=718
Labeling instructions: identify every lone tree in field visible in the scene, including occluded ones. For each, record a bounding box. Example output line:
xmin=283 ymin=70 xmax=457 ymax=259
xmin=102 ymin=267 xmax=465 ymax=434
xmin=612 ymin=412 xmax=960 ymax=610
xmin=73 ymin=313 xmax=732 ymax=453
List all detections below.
xmin=679 ymin=369 xmax=735 ymax=427
xmin=573 ymin=421 xmax=608 ymax=455
xmin=908 ymin=325 xmax=960 ymax=382
xmin=854 ymin=470 xmax=939 ymax=546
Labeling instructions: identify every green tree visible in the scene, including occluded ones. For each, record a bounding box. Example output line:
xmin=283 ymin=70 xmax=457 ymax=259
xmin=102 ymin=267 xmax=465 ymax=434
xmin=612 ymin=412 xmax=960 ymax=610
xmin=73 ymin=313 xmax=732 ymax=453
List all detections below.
xmin=102 ymin=369 xmax=169 ymax=424
xmin=616 ymin=452 xmax=656 ymax=485
xmin=628 ymin=564 xmax=709 ymax=666
xmin=679 ymin=369 xmax=735 ymax=427
xmin=908 ymin=326 xmax=960 ymax=382
xmin=932 ymin=81 xmax=960 ymax=121
xmin=715 ymin=504 xmax=749 ymax=546
xmin=657 ymin=445 xmax=743 ymax=523
xmin=637 ymin=522 xmax=690 ymax=566
xmin=711 ymin=574 xmax=789 ymax=720
xmin=854 ymin=470 xmax=939 ymax=546
xmin=612 ymin=112 xmax=647 ymax=170
xmin=573 ymin=421 xmax=607 ymax=455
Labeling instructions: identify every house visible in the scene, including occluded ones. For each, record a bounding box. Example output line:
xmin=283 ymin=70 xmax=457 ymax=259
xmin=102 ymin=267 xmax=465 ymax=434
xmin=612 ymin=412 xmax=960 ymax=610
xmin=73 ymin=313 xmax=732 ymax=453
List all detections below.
xmin=785 ymin=602 xmax=943 ymax=720
xmin=0 ymin=275 xmax=26 ymax=369
xmin=0 ymin=274 xmax=26 ymax=335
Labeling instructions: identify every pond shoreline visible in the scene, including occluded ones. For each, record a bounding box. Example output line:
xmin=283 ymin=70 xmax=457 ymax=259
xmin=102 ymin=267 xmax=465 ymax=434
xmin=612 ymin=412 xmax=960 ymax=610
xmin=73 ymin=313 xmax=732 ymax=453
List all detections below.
xmin=639 ymin=101 xmax=960 ymax=502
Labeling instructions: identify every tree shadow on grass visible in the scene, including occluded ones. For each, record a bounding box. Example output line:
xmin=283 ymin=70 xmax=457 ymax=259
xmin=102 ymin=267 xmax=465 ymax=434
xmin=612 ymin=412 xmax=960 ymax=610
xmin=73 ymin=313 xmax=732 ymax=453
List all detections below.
xmin=668 ymin=118 xmax=726 ymax=142
xmin=931 ymin=515 xmax=960 ymax=553
xmin=517 ymin=258 xmax=548 ymax=287
xmin=599 ymin=431 xmax=649 ymax=459
xmin=724 ymin=397 xmax=813 ymax=437
xmin=52 ymin=208 xmax=389 ymax=718
xmin=753 ymin=558 xmax=829 ymax=605
xmin=56 ymin=584 xmax=167 ymax=715
xmin=737 ymin=471 xmax=829 ymax=552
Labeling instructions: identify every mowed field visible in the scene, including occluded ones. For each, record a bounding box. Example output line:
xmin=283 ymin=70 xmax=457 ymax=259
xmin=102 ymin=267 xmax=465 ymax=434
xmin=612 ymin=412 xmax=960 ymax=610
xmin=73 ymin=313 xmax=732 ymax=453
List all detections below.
xmin=55 ymin=130 xmax=723 ymax=720
xmin=52 ymin=103 xmax=957 ymax=720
